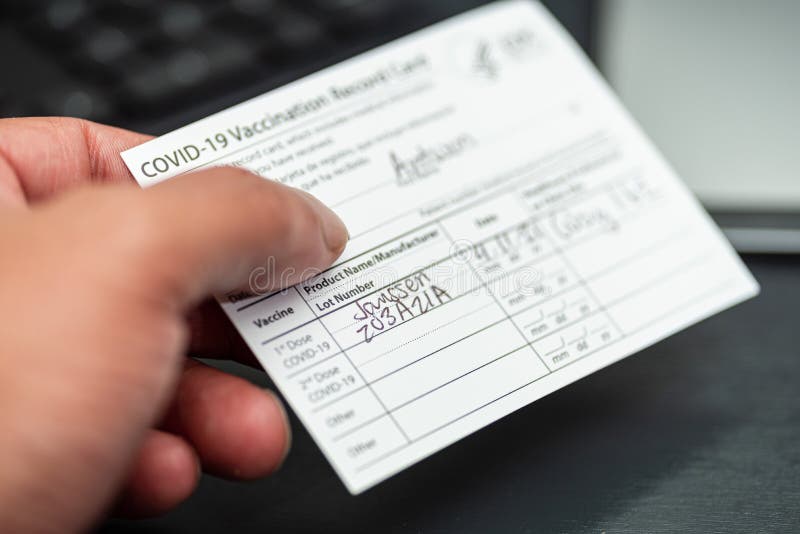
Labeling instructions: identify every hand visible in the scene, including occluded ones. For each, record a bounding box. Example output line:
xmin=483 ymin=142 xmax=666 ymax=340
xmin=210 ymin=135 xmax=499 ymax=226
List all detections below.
xmin=0 ymin=118 xmax=348 ymax=532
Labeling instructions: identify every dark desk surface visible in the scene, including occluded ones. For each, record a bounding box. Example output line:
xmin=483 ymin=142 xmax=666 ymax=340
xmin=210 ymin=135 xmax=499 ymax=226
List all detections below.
xmin=102 ymin=255 xmax=799 ymax=533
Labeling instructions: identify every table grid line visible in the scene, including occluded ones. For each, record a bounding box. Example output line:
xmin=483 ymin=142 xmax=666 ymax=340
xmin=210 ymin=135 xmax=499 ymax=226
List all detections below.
xmin=436 ymin=220 xmax=551 ymax=371
xmin=332 ymin=344 xmax=530 ymax=442
xmin=257 ymin=173 xmax=640 ymax=349
xmin=285 ymin=215 xmax=694 ymax=392
xmin=293 ymin=286 xmax=412 ymax=445
xmin=352 ymin=278 xmax=741 ymax=474
xmin=258 ymin=172 xmax=719 ymax=478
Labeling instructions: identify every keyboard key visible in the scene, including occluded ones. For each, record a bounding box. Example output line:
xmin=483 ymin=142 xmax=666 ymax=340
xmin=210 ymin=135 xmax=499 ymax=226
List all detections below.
xmin=85 ymin=27 xmax=136 ymax=66
xmin=120 ymin=59 xmax=177 ymax=108
xmin=217 ymin=0 xmax=281 ymax=51
xmin=179 ymin=33 xmax=256 ymax=82
xmin=167 ymin=48 xmax=210 ymax=86
xmin=271 ymin=7 xmax=327 ymax=52
xmin=39 ymin=86 xmax=113 ymax=122
xmin=159 ymin=2 xmax=207 ymax=40
xmin=44 ymin=0 xmax=88 ymax=31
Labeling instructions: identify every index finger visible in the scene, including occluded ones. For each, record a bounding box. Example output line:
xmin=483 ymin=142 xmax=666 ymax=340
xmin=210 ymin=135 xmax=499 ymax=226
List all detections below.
xmin=0 ymin=117 xmax=151 ymax=206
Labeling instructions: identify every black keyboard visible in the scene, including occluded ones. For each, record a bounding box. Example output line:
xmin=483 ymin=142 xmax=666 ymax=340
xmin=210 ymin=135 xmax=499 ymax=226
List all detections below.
xmin=0 ymin=0 xmax=595 ymax=134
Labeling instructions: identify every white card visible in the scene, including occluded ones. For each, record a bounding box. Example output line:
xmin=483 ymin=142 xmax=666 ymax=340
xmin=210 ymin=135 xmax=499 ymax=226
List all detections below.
xmin=121 ymin=0 xmax=759 ymax=494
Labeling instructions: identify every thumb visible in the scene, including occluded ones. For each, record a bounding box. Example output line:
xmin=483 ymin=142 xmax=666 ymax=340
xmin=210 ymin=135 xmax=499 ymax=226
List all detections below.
xmin=0 ymin=167 xmax=347 ymax=533
xmin=115 ymin=166 xmax=349 ymax=309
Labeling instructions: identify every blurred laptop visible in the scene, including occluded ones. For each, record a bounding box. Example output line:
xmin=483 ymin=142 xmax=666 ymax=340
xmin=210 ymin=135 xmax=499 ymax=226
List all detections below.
xmin=1 ymin=0 xmax=795 ymax=252
xmin=600 ymin=0 xmax=800 ymax=253
xmin=0 ymin=0 xmax=594 ymax=133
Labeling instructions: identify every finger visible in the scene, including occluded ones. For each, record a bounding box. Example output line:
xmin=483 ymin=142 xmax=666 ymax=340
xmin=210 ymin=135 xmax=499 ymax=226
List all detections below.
xmin=163 ymin=360 xmax=290 ymax=479
xmin=186 ymin=300 xmax=261 ymax=368
xmin=109 ymin=166 xmax=349 ymax=309
xmin=115 ymin=430 xmax=200 ymax=518
xmin=0 ymin=117 xmax=151 ymax=205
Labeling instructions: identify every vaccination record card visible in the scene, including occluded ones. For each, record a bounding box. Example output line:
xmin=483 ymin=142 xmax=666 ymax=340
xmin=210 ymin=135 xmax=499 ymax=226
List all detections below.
xmin=121 ymin=0 xmax=759 ymax=494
